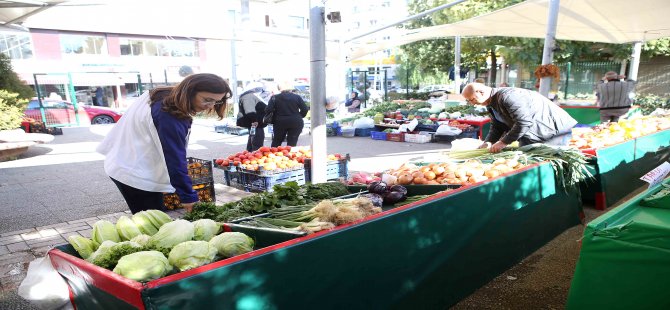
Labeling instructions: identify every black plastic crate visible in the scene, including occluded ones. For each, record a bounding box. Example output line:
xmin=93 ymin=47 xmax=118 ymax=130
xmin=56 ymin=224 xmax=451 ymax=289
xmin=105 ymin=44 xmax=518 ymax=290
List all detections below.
xmin=304 ymin=154 xmax=350 ymax=183
xmin=215 ymin=125 xmax=249 ymax=135
xmin=163 ymin=182 xmax=215 ymax=210
xmin=434 ymin=131 xmax=478 ymax=143
xmin=354 ymin=128 xmax=374 ymax=137
xmin=187 ymin=157 xmax=213 ymax=184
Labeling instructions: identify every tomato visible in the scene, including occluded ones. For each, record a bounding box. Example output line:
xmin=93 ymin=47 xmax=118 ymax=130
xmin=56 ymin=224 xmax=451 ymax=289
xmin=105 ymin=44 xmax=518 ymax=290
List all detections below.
xmin=334 ymin=153 xmax=342 ymax=159
xmin=285 ymin=146 xmax=292 ymax=151
xmin=238 ymin=155 xmax=246 ymax=160
xmin=235 ymin=152 xmax=243 ymax=158
xmin=243 ymin=150 xmax=249 ymax=154
xmin=254 ymin=152 xmax=263 ymax=159
xmin=263 ymin=152 xmax=271 ymax=156
xmin=228 ymin=155 xmax=236 ymax=160
xmin=215 ymin=159 xmax=224 ymax=165
xmin=233 ymin=161 xmax=241 ymax=166
xmin=270 ymin=147 xmax=278 ymax=152
xmin=282 ymin=150 xmax=289 ymax=156
xmin=259 ymin=146 xmax=270 ymax=152
xmin=221 ymin=161 xmax=230 ymax=167
xmin=242 ymin=159 xmax=251 ymax=164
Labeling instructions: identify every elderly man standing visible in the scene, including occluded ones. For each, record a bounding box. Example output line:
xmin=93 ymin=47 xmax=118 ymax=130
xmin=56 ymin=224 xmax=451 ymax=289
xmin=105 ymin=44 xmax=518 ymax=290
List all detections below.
xmin=462 ymin=83 xmax=577 ymax=153
xmin=596 ymin=71 xmax=636 ymax=123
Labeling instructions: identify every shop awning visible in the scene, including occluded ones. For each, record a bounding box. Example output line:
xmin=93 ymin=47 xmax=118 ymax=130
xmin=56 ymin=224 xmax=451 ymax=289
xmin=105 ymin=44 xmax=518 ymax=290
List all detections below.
xmin=348 ymin=0 xmax=670 ymax=60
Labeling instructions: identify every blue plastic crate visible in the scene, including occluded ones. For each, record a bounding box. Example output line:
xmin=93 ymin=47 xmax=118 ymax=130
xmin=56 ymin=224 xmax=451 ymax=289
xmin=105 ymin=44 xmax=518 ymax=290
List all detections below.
xmin=354 ymin=128 xmax=373 ymax=137
xmin=304 ymin=154 xmax=350 ymax=183
xmin=370 ymin=131 xmax=388 ymax=140
xmin=240 ymin=169 xmax=306 ymax=192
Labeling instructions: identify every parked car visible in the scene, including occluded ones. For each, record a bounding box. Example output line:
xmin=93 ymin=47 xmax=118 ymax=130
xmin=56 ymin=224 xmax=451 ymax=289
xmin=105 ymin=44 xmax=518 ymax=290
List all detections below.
xmin=24 ymin=98 xmax=123 ymax=125
xmin=417 ymin=84 xmax=450 ymax=93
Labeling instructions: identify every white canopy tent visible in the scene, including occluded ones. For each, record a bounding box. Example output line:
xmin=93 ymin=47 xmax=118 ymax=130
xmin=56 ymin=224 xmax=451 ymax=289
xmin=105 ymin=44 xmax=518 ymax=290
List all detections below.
xmin=348 ymin=0 xmax=670 ymax=60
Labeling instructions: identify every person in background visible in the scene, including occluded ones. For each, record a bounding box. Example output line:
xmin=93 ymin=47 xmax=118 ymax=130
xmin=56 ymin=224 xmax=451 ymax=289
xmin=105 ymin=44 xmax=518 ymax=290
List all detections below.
xmin=237 ymin=82 xmax=267 ymax=151
xmin=95 ymin=87 xmax=104 ymax=106
xmin=596 ymin=71 xmax=636 ymax=123
xmin=462 ymin=83 xmax=577 ymax=153
xmin=474 ymin=78 xmax=486 ymax=84
xmin=97 ymin=73 xmax=231 ymax=213
xmin=345 ymin=91 xmax=361 ymax=113
xmin=266 ymin=81 xmax=309 ymax=147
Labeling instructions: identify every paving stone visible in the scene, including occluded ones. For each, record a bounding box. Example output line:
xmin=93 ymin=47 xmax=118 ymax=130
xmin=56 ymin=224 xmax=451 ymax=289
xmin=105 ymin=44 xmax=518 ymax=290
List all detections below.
xmin=35 ymin=222 xmax=71 ymax=231
xmin=0 ymin=274 xmax=27 ymax=291
xmin=0 ymin=235 xmax=22 ymax=246
xmin=6 ymin=242 xmax=29 ymax=252
xmin=0 ymin=252 xmax=34 ymax=265
xmin=19 ymin=231 xmax=42 ymax=241
xmin=66 ymin=217 xmax=100 ymax=225
xmin=55 ymin=224 xmax=91 ymax=234
xmin=26 ymin=235 xmax=65 ymax=246
xmin=37 ymin=228 xmax=59 ymax=238
xmin=31 ymin=246 xmax=55 ymax=257
xmin=78 ymin=229 xmax=92 ymax=238
xmin=0 ymin=228 xmax=36 ymax=238
xmin=0 ymin=246 xmax=7 ymax=256
xmin=60 ymin=231 xmax=81 ymax=240
xmin=0 ymin=262 xmax=28 ymax=278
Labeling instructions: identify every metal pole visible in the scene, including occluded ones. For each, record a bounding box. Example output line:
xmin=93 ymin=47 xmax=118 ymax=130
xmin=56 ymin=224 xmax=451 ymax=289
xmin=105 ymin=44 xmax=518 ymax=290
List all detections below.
xmin=149 ymin=73 xmax=154 ymax=89
xmin=344 ymin=0 xmax=469 ymax=43
xmin=539 ymin=0 xmax=560 ymax=97
xmin=67 ymin=72 xmax=81 ymax=126
xmin=383 ymin=69 xmax=388 ymax=101
xmin=629 ymin=42 xmax=642 ymax=80
xmin=34 ymin=74 xmax=47 ymax=125
xmin=564 ymin=62 xmax=571 ymax=100
xmin=454 ymin=36 xmax=461 ymax=94
xmin=229 ymin=10 xmax=239 ymax=117
xmin=164 ymin=69 xmax=168 ymax=84
xmin=309 ymin=2 xmax=327 ymax=184
xmin=406 ymin=64 xmax=410 ymax=99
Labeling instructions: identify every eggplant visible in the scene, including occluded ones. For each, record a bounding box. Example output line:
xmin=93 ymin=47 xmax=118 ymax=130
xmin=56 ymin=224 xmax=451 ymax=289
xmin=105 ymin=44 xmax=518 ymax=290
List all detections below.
xmin=388 ymin=185 xmax=408 ymax=196
xmin=367 ymin=181 xmax=388 ymax=194
xmin=361 ymin=193 xmax=384 ymax=207
xmin=383 ymin=191 xmax=407 ymax=204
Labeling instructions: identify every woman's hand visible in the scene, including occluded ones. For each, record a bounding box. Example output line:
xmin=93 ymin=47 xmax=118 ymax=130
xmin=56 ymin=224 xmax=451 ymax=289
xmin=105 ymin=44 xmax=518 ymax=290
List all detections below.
xmin=181 ymin=202 xmax=196 ymax=212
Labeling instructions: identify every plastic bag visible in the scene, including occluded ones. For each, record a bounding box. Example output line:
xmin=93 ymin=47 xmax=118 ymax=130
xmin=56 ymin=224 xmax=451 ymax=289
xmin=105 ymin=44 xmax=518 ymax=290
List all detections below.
xmin=352 ymin=117 xmax=375 ymax=129
xmin=18 ymin=254 xmax=73 ymax=310
xmin=435 ymin=125 xmax=462 ymax=136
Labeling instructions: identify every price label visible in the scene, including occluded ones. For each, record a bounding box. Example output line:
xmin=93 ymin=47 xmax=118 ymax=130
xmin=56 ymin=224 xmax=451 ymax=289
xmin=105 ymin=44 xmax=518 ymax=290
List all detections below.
xmin=640 ymin=162 xmax=670 ymax=189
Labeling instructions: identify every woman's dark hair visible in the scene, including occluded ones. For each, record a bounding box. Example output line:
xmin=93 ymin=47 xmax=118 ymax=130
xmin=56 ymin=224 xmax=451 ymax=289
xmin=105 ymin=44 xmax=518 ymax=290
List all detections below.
xmin=149 ymin=73 xmax=232 ymax=119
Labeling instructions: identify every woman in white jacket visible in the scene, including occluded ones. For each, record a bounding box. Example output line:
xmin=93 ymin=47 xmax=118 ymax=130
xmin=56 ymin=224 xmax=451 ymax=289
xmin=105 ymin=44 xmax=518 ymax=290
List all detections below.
xmin=97 ymin=73 xmax=231 ymax=213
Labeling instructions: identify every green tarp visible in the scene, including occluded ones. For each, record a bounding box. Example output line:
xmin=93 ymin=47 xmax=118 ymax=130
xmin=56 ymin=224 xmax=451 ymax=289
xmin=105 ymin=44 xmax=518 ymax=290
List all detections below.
xmin=567 ymin=179 xmax=670 ymax=309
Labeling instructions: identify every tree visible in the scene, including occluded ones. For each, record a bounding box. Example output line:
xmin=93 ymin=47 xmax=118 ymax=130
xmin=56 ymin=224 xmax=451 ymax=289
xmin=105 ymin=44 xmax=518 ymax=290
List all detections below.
xmin=0 ymin=90 xmax=27 ymax=130
xmin=0 ymin=53 xmax=34 ymax=99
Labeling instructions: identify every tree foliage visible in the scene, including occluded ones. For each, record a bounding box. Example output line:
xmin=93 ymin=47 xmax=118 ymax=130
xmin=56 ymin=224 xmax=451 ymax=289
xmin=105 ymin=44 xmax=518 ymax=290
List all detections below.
xmin=399 ymin=0 xmax=670 ymax=81
xmin=0 ymin=90 xmax=28 ymax=130
xmin=0 ymin=53 xmax=34 ymax=99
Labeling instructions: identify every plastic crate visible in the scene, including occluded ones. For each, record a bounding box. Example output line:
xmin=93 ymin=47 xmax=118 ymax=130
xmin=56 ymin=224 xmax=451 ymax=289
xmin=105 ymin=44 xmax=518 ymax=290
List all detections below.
xmin=304 ymin=154 xmax=350 ymax=182
xmin=405 ymin=133 xmax=432 ymax=144
xmin=355 ymin=128 xmax=374 ymax=137
xmin=163 ymin=182 xmax=215 ymax=210
xmin=370 ymin=131 xmax=388 ymax=141
xmin=387 ymin=132 xmax=405 ymax=142
xmin=222 ymin=166 xmax=306 ymax=192
xmin=187 ymin=157 xmax=214 ymax=184
xmin=341 ymin=127 xmax=355 ymax=137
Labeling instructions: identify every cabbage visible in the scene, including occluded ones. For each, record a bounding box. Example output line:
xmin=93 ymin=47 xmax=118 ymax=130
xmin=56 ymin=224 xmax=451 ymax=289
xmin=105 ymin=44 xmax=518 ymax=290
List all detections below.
xmin=132 ymin=212 xmax=158 ymax=236
xmin=130 ymin=234 xmax=151 ymax=247
xmin=168 ymin=241 xmax=217 ymax=271
xmin=91 ymin=220 xmax=120 ymax=244
xmin=192 ymin=219 xmax=221 ymax=242
xmin=67 ymin=235 xmax=99 ymax=259
xmin=144 ymin=210 xmax=172 ymax=229
xmin=147 ymin=220 xmax=195 ymax=254
xmin=87 ymin=241 xmax=143 ymax=270
xmin=113 ymin=251 xmax=171 ymax=282
xmin=116 ymin=216 xmax=142 ymax=241
xmin=209 ymin=232 xmax=254 ymax=258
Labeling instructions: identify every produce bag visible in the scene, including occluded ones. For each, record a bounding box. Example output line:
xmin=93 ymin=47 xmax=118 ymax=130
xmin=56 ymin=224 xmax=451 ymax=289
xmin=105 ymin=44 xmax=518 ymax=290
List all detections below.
xmin=18 ymin=254 xmax=74 ymax=310
xmin=450 ymin=138 xmax=484 ymax=151
xmin=352 ymin=117 xmax=375 ymax=129
xmin=399 ymin=118 xmax=419 ymax=132
xmin=435 ymin=125 xmax=462 ymax=136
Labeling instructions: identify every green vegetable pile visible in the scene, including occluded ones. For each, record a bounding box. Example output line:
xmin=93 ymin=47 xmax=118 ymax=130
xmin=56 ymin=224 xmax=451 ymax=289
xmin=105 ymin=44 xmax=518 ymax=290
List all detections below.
xmin=184 ymin=181 xmax=350 ymax=222
xmin=65 ymin=209 xmax=254 ymax=282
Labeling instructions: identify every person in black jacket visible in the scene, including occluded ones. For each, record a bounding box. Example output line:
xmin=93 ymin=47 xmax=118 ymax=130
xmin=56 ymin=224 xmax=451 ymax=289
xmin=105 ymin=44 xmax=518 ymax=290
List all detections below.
xmin=266 ymin=83 xmax=309 ymax=147
xmin=462 ymin=83 xmax=577 ymax=153
xmin=236 ymin=84 xmax=267 ymax=151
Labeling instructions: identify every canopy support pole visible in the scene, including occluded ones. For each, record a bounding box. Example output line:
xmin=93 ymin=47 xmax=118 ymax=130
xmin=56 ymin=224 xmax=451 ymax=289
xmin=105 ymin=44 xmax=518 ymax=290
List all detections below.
xmin=309 ymin=2 xmax=327 ymax=184
xmin=629 ymin=42 xmax=642 ymax=81
xmin=539 ymin=0 xmax=560 ymax=97
xmin=454 ymin=36 xmax=461 ymax=94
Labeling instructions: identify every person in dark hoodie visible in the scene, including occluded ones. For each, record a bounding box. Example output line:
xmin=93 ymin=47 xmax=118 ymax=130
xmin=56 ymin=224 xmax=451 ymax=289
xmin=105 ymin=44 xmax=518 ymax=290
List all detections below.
xmin=237 ymin=82 xmax=267 ymax=151
xmin=97 ymin=73 xmax=231 ymax=213
xmin=266 ymin=81 xmax=309 ymax=147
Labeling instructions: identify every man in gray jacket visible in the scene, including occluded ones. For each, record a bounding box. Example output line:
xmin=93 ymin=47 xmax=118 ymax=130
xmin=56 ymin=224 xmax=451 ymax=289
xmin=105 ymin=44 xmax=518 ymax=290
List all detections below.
xmin=462 ymin=83 xmax=577 ymax=153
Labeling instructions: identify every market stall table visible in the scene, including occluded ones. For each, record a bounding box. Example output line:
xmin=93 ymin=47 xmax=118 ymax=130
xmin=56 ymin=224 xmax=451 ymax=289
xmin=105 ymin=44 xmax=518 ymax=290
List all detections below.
xmin=449 ymin=118 xmax=491 ymax=140
xmin=567 ymin=178 xmax=670 ymax=309
xmin=48 ymin=162 xmax=581 ymax=309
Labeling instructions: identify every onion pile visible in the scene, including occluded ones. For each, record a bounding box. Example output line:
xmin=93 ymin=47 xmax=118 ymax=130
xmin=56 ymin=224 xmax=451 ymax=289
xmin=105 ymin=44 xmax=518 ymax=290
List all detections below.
xmin=385 ymin=159 xmax=525 ymax=186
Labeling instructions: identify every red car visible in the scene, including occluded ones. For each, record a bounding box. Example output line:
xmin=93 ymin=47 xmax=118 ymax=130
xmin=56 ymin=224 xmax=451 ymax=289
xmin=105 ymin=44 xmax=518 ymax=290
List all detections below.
xmin=24 ymin=98 xmax=123 ymax=125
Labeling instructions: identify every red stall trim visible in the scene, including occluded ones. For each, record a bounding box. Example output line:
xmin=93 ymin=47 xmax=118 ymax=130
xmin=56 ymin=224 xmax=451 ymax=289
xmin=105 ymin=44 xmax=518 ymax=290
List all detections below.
xmin=49 ymin=249 xmax=146 ymax=310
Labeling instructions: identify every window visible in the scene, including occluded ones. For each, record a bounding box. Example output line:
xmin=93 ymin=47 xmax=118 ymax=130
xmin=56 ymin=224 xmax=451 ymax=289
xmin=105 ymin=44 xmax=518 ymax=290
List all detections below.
xmin=120 ymin=38 xmax=199 ymax=57
xmin=288 ymin=16 xmax=305 ymax=30
xmin=60 ymin=34 xmax=107 ymax=55
xmin=0 ymin=32 xmax=33 ymax=59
